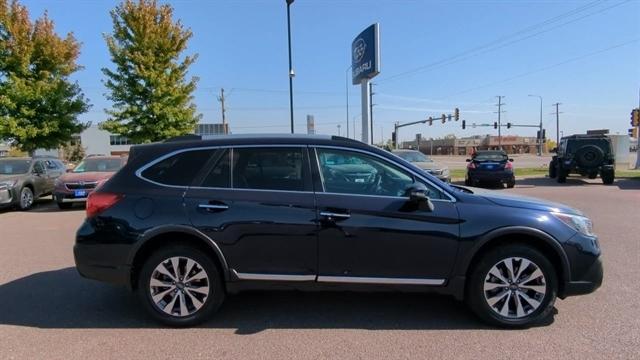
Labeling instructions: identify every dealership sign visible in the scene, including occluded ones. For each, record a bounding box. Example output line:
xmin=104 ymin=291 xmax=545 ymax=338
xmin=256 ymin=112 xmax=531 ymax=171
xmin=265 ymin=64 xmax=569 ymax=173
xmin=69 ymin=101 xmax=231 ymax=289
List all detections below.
xmin=352 ymin=23 xmax=380 ymax=84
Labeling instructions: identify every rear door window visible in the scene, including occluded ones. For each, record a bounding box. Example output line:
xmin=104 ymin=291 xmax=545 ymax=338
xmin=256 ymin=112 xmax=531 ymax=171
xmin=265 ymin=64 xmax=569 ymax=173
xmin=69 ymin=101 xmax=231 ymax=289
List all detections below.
xmin=200 ymin=149 xmax=231 ymax=188
xmin=232 ymin=147 xmax=310 ymax=191
xmin=141 ymin=149 xmax=216 ymax=186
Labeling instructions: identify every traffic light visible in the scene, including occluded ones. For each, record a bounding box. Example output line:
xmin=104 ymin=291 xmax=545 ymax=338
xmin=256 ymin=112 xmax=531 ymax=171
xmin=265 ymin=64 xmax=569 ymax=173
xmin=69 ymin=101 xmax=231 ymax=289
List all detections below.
xmin=454 ymin=108 xmax=460 ymax=121
xmin=507 ymin=123 xmax=511 ymax=129
xmin=447 ymin=114 xmax=452 ymax=122
xmin=391 ymin=131 xmax=396 ymax=146
xmin=632 ymin=109 xmax=640 ymax=127
xmin=629 ymin=128 xmax=638 ymax=138
xmin=493 ymin=122 xmax=498 ymax=129
xmin=441 ymin=114 xmax=446 ymax=124
xmin=542 ymin=129 xmax=546 ymax=142
xmin=428 ymin=116 xmax=433 ymax=126
xmin=462 ymin=120 xmax=466 ymax=130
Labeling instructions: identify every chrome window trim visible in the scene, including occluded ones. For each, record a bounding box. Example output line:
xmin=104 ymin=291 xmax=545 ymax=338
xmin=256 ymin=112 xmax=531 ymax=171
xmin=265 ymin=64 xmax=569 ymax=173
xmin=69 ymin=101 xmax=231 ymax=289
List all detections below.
xmin=312 ymin=145 xmax=456 ymax=203
xmin=317 ymin=275 xmax=445 ymax=286
xmin=232 ymin=269 xmax=316 ymax=282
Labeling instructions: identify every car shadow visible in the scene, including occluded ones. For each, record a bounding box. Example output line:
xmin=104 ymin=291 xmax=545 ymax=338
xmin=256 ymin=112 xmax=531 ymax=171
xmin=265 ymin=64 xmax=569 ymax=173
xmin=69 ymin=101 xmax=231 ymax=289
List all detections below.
xmin=0 ymin=267 xmax=555 ymax=332
xmin=515 ymin=177 xmax=640 ymax=190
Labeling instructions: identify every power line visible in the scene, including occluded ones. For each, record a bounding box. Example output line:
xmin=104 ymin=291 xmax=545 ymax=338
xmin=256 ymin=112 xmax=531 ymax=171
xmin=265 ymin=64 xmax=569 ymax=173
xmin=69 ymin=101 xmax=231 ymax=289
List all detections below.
xmin=377 ymin=0 xmax=630 ymax=83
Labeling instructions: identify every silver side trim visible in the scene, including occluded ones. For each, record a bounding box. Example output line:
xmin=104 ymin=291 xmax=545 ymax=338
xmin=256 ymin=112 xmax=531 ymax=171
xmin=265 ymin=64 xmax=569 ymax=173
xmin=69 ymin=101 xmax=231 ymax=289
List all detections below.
xmin=60 ymin=198 xmax=87 ymax=203
xmin=317 ymin=275 xmax=445 ymax=286
xmin=198 ymin=204 xmax=229 ymax=210
xmin=232 ymin=269 xmax=316 ymax=282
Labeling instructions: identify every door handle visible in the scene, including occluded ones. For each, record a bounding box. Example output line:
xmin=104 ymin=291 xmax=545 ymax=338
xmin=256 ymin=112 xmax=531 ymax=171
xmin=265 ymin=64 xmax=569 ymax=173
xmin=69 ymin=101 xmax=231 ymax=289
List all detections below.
xmin=198 ymin=203 xmax=229 ymax=211
xmin=320 ymin=211 xmax=350 ymax=219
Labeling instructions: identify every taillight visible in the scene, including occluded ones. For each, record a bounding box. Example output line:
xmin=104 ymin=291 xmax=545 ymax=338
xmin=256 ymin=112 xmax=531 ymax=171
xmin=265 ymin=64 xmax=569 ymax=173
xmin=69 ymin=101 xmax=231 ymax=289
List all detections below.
xmin=467 ymin=162 xmax=476 ymax=169
xmin=86 ymin=192 xmax=123 ymax=218
xmin=505 ymin=161 xmax=513 ymax=170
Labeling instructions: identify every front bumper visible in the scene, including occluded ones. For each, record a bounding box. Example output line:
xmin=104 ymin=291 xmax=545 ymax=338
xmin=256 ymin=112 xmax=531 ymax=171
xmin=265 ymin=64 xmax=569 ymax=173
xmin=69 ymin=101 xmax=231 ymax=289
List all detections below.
xmin=563 ymin=256 xmax=603 ymax=297
xmin=0 ymin=186 xmax=17 ymax=207
xmin=54 ymin=189 xmax=95 ymax=203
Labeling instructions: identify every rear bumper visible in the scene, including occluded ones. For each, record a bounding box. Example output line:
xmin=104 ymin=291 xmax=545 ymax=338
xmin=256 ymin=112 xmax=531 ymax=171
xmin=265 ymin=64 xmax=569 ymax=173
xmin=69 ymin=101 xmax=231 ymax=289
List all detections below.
xmin=562 ymin=256 xmax=603 ymax=297
xmin=468 ymin=170 xmax=514 ymax=182
xmin=74 ymin=243 xmax=132 ymax=287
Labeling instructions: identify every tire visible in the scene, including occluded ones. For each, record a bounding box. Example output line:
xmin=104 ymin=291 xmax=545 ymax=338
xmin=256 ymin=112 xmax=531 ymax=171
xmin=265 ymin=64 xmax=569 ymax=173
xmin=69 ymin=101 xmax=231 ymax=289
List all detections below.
xmin=601 ymin=171 xmax=615 ymax=185
xmin=137 ymin=245 xmax=225 ymax=327
xmin=587 ymin=172 xmax=598 ymax=179
xmin=506 ymin=178 xmax=515 ymax=188
xmin=556 ymin=164 xmax=567 ymax=183
xmin=18 ymin=186 xmax=35 ymax=210
xmin=575 ymin=145 xmax=604 ymax=168
xmin=466 ymin=244 xmax=558 ymax=328
xmin=548 ymin=161 xmax=557 ymax=179
xmin=57 ymin=202 xmax=73 ymax=210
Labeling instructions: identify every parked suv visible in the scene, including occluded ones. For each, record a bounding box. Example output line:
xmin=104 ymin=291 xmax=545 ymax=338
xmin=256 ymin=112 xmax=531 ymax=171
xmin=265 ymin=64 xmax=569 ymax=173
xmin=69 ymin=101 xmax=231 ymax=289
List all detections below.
xmin=549 ymin=134 xmax=615 ymax=184
xmin=54 ymin=155 xmax=127 ymax=209
xmin=74 ymin=134 xmax=602 ymax=328
xmin=0 ymin=156 xmax=66 ymax=210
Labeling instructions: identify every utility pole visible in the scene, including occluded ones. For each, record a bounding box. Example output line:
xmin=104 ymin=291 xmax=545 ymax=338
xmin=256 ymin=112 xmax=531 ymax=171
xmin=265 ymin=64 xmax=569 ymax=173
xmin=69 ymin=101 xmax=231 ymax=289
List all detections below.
xmin=345 ymin=66 xmax=351 ymax=138
xmin=217 ymin=88 xmax=227 ymax=134
xmin=552 ymin=102 xmax=562 ymax=145
xmin=495 ymin=96 xmax=505 ymax=150
xmin=369 ymin=82 xmax=375 ymax=144
xmin=286 ymin=0 xmax=295 ymax=133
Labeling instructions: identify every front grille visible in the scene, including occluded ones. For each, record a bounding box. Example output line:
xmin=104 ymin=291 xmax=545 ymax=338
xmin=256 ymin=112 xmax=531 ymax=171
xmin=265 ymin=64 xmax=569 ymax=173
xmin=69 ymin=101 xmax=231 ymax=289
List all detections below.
xmin=65 ymin=182 xmax=98 ymax=190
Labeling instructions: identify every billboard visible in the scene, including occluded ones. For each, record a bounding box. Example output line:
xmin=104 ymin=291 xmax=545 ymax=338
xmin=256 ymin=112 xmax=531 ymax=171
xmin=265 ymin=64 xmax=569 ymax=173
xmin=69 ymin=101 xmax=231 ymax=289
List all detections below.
xmin=352 ymin=23 xmax=380 ymax=84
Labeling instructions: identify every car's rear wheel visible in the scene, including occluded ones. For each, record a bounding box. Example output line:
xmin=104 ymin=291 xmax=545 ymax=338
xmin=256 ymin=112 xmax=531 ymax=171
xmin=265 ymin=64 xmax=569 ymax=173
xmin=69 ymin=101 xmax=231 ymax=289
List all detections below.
xmin=137 ymin=245 xmax=225 ymax=327
xmin=466 ymin=244 xmax=557 ymax=328
xmin=18 ymin=187 xmax=34 ymax=210
xmin=506 ymin=178 xmax=515 ymax=188
xmin=601 ymin=170 xmax=614 ymax=185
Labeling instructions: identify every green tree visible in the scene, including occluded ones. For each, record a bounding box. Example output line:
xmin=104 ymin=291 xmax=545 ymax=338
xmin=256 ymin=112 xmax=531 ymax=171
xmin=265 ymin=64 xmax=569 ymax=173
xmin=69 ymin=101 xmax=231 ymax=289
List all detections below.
xmin=0 ymin=0 xmax=90 ymax=154
xmin=101 ymin=0 xmax=200 ymax=143
xmin=61 ymin=140 xmax=85 ymax=163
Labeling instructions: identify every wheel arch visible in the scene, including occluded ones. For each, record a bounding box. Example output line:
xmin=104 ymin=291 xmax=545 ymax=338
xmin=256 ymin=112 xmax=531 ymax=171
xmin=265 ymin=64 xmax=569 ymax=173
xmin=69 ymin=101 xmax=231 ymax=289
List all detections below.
xmin=128 ymin=225 xmax=230 ymax=289
xmin=460 ymin=226 xmax=571 ymax=298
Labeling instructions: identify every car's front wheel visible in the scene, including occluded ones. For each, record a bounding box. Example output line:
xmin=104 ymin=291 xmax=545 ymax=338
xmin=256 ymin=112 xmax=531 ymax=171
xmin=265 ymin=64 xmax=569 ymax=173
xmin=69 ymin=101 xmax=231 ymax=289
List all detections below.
xmin=18 ymin=186 xmax=34 ymax=210
xmin=137 ymin=245 xmax=225 ymax=327
xmin=466 ymin=244 xmax=557 ymax=328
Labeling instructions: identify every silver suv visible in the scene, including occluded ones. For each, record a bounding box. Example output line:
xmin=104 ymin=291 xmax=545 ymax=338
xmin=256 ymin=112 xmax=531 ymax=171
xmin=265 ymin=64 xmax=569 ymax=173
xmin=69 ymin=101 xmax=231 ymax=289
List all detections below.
xmin=0 ymin=156 xmax=66 ymax=210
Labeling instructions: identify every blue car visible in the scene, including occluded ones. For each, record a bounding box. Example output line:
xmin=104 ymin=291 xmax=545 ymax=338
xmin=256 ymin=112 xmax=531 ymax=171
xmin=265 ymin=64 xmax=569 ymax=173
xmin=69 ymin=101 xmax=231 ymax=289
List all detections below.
xmin=465 ymin=150 xmax=516 ymax=188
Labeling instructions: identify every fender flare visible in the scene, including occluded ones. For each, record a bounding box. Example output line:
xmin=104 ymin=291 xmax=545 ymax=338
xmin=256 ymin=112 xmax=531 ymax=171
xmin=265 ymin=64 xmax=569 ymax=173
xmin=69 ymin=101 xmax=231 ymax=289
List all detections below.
xmin=457 ymin=226 xmax=571 ymax=283
xmin=128 ymin=224 xmax=230 ymax=280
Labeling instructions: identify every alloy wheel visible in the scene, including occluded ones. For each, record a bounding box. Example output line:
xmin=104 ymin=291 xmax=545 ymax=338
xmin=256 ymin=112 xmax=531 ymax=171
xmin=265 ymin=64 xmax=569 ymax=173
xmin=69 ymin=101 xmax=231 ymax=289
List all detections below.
xmin=21 ymin=188 xmax=34 ymax=209
xmin=483 ymin=257 xmax=547 ymax=319
xmin=149 ymin=256 xmax=211 ymax=317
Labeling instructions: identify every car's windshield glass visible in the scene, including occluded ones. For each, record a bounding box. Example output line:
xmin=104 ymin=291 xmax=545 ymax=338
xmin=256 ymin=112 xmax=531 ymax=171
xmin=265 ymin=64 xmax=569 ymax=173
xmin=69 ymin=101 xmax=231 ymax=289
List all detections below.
xmin=473 ymin=152 xmax=508 ymax=161
xmin=394 ymin=151 xmax=432 ymax=163
xmin=0 ymin=159 xmax=31 ymax=174
xmin=73 ymin=158 xmax=123 ymax=173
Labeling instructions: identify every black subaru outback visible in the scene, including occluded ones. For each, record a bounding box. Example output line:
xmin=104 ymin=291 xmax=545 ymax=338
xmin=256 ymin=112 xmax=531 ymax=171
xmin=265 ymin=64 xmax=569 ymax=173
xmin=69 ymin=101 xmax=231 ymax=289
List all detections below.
xmin=549 ymin=134 xmax=615 ymax=184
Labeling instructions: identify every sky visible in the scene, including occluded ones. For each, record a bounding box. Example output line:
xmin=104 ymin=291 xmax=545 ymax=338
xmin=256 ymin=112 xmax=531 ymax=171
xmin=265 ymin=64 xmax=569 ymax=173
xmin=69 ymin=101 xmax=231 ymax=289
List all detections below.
xmin=20 ymin=0 xmax=640 ymax=143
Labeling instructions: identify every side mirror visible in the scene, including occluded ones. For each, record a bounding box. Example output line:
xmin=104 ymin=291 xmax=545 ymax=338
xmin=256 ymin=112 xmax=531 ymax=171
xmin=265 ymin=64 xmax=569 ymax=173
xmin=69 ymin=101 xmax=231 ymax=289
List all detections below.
xmin=465 ymin=159 xmax=471 ymax=162
xmin=404 ymin=185 xmax=435 ymax=212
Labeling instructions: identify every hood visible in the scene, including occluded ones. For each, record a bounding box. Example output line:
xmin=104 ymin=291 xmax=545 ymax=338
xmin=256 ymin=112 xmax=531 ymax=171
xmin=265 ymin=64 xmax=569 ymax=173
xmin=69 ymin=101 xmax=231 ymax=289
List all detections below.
xmin=58 ymin=171 xmax=115 ymax=183
xmin=469 ymin=187 xmax=582 ymax=215
xmin=411 ymin=161 xmax=443 ymax=171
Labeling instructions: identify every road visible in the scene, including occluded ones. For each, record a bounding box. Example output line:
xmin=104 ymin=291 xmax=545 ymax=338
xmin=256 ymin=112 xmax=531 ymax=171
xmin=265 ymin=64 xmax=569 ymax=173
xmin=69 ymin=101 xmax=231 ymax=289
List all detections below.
xmin=1 ymin=178 xmax=639 ymax=360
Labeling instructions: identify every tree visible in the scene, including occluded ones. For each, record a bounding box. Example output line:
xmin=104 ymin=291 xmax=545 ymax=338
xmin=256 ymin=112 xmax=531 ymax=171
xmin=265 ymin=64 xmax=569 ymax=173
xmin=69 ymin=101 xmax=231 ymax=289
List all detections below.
xmin=0 ymin=0 xmax=90 ymax=154
xmin=101 ymin=0 xmax=200 ymax=143
xmin=61 ymin=141 xmax=85 ymax=163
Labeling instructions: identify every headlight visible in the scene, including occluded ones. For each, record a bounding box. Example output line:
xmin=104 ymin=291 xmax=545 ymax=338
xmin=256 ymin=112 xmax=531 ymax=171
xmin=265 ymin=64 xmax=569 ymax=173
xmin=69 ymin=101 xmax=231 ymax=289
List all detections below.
xmin=0 ymin=180 xmax=17 ymax=188
xmin=441 ymin=168 xmax=450 ymax=176
xmin=551 ymin=212 xmax=595 ymax=237
xmin=54 ymin=178 xmax=62 ymax=187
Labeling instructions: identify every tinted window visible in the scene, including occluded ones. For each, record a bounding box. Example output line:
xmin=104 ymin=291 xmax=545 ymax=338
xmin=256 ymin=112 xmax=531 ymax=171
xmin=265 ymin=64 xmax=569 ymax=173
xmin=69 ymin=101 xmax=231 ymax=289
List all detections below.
xmin=201 ymin=149 xmax=231 ymax=188
xmin=473 ymin=151 xmax=508 ymax=161
xmin=317 ymin=148 xmax=443 ymax=199
xmin=233 ymin=147 xmax=308 ymax=191
xmin=142 ymin=149 xmax=215 ymax=186
xmin=45 ymin=160 xmax=60 ymax=170
xmin=33 ymin=161 xmax=45 ymax=173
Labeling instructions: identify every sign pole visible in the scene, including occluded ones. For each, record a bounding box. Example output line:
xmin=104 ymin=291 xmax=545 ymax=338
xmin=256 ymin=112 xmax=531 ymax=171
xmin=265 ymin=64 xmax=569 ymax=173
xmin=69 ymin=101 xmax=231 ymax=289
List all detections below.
xmin=361 ymin=79 xmax=371 ymax=144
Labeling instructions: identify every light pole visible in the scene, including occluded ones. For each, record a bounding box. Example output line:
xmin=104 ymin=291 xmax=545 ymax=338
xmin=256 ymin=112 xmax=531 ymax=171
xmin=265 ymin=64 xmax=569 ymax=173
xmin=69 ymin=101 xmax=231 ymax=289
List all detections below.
xmin=528 ymin=95 xmax=543 ymax=156
xmin=286 ymin=0 xmax=295 ymax=133
xmin=345 ymin=65 xmax=351 ymax=138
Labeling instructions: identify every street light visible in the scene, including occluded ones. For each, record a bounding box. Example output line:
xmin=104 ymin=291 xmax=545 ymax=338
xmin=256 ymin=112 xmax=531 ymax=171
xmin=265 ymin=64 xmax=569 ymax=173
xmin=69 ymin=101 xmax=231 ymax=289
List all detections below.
xmin=345 ymin=65 xmax=351 ymax=138
xmin=286 ymin=0 xmax=295 ymax=133
xmin=528 ymin=94 xmax=543 ymax=156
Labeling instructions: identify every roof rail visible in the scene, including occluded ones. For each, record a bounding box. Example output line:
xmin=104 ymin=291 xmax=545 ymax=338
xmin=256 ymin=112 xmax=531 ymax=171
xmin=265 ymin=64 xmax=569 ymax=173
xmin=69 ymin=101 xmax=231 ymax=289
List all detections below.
xmin=164 ymin=134 xmax=202 ymax=143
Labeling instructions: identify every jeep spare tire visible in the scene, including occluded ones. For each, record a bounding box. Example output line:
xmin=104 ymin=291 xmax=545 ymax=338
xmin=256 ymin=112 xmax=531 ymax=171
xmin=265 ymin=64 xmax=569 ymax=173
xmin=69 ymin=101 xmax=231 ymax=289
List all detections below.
xmin=575 ymin=145 xmax=604 ymax=168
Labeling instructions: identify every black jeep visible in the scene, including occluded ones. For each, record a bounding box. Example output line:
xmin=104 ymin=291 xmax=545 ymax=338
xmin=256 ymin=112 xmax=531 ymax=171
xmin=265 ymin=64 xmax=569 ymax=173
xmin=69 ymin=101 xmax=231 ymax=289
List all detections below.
xmin=549 ymin=134 xmax=615 ymax=184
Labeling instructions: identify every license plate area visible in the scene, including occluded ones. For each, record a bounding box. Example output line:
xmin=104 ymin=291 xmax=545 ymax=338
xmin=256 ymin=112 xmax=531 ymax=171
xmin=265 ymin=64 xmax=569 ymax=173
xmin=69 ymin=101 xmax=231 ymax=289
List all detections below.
xmin=74 ymin=190 xmax=87 ymax=198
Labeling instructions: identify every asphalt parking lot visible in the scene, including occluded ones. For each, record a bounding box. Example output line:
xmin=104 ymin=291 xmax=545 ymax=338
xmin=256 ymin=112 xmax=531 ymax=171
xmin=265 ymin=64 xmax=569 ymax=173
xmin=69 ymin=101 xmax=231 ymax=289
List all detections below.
xmin=1 ymin=177 xmax=638 ymax=359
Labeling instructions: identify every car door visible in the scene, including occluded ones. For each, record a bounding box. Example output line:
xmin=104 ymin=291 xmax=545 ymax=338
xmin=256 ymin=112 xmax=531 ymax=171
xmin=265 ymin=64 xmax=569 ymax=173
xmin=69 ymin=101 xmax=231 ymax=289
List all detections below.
xmin=185 ymin=146 xmax=318 ymax=280
xmin=312 ymin=147 xmax=460 ymax=284
xmin=44 ymin=160 xmax=64 ymax=193
xmin=30 ymin=160 xmax=48 ymax=196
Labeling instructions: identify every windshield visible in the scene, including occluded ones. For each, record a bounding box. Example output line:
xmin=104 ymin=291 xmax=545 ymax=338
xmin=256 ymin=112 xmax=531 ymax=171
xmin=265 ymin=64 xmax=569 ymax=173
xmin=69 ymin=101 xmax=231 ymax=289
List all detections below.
xmin=0 ymin=159 xmax=31 ymax=175
xmin=394 ymin=151 xmax=432 ymax=163
xmin=73 ymin=158 xmax=123 ymax=173
xmin=473 ymin=152 xmax=508 ymax=162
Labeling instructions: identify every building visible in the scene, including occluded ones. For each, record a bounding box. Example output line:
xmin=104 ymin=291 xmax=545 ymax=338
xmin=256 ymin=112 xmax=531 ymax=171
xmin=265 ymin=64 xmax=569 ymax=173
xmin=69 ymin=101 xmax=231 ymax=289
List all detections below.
xmin=195 ymin=123 xmax=228 ymax=136
xmin=402 ymin=134 xmax=541 ymax=155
